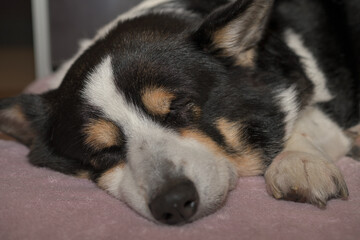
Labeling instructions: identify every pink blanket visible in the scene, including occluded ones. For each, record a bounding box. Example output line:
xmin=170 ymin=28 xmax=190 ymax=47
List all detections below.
xmin=1 ymin=141 xmax=359 ymax=240
xmin=0 ymin=79 xmax=359 ymax=240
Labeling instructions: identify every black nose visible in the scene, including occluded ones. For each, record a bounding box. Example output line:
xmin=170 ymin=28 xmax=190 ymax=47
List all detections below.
xmin=149 ymin=179 xmax=199 ymax=225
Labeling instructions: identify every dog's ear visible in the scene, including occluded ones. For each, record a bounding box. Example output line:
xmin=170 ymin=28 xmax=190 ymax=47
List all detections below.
xmin=192 ymin=0 xmax=273 ymax=66
xmin=0 ymin=94 xmax=49 ymax=146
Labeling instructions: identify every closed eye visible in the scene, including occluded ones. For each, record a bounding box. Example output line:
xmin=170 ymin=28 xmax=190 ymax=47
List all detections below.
xmin=89 ymin=146 xmax=126 ymax=171
xmin=164 ymin=98 xmax=200 ymax=127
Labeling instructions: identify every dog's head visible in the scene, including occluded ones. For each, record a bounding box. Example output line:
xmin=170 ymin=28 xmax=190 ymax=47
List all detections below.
xmin=0 ymin=0 xmax=296 ymax=225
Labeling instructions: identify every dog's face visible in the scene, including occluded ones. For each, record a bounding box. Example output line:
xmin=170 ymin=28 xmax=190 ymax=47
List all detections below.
xmin=0 ymin=0 xmax=293 ymax=225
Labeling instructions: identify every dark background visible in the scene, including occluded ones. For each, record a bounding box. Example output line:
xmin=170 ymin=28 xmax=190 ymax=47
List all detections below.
xmin=49 ymin=0 xmax=142 ymax=67
xmin=0 ymin=0 xmax=141 ymax=98
xmin=0 ymin=0 xmax=34 ymax=98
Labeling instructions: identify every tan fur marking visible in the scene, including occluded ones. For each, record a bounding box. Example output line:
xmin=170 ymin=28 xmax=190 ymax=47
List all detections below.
xmin=213 ymin=24 xmax=237 ymax=50
xmin=0 ymin=104 xmax=34 ymax=145
xmin=2 ymin=105 xmax=27 ymax=122
xmin=90 ymin=159 xmax=100 ymax=168
xmin=213 ymin=27 xmax=256 ymax=67
xmin=76 ymin=171 xmax=90 ymax=179
xmin=84 ymin=119 xmax=120 ymax=150
xmin=211 ymin=0 xmax=273 ymax=67
xmin=216 ymin=118 xmax=244 ymax=150
xmin=235 ymin=49 xmax=256 ymax=67
xmin=0 ymin=132 xmax=16 ymax=141
xmin=142 ymin=87 xmax=175 ymax=116
xmin=97 ymin=163 xmax=126 ymax=190
xmin=181 ymin=127 xmax=264 ymax=176
xmin=192 ymin=105 xmax=202 ymax=120
xmin=216 ymin=118 xmax=264 ymax=175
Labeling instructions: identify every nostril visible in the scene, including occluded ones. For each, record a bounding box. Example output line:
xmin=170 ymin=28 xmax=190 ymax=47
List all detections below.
xmin=149 ymin=179 xmax=199 ymax=225
xmin=184 ymin=200 xmax=196 ymax=209
xmin=163 ymin=213 xmax=173 ymax=221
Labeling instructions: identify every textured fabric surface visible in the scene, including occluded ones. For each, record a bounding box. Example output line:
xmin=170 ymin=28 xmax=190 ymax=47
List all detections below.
xmin=0 ymin=140 xmax=359 ymax=240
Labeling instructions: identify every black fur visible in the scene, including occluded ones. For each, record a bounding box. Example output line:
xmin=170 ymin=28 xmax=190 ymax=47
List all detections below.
xmin=0 ymin=0 xmax=359 ymax=179
xmin=272 ymin=0 xmax=359 ymax=127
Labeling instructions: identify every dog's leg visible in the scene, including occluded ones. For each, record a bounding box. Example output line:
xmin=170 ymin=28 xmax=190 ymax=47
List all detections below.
xmin=265 ymin=106 xmax=351 ymax=208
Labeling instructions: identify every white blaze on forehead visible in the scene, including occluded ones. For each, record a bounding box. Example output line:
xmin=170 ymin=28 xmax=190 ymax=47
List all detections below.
xmin=276 ymin=85 xmax=299 ymax=140
xmin=284 ymin=29 xmax=332 ymax=103
xmin=82 ymin=56 xmax=180 ymax=139
xmin=82 ymin=56 xmax=153 ymax=135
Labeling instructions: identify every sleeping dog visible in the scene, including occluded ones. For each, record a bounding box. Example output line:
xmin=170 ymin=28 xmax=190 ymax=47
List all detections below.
xmin=1 ymin=0 xmax=359 ymax=225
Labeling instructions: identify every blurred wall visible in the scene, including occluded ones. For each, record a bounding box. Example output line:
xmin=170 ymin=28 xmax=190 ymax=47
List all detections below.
xmin=0 ymin=0 xmax=143 ymax=98
xmin=0 ymin=0 xmax=34 ymax=98
xmin=0 ymin=0 xmax=33 ymax=47
xmin=49 ymin=0 xmax=142 ymax=67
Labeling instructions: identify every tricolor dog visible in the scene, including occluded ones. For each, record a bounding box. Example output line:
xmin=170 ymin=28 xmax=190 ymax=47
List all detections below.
xmin=1 ymin=0 xmax=359 ymax=225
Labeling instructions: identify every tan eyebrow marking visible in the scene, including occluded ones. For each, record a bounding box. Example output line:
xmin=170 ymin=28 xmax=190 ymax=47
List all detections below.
xmin=83 ymin=119 xmax=121 ymax=151
xmin=141 ymin=87 xmax=175 ymax=116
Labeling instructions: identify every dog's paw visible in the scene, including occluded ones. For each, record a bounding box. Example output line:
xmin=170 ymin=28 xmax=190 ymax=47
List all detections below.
xmin=346 ymin=125 xmax=360 ymax=161
xmin=264 ymin=151 xmax=349 ymax=208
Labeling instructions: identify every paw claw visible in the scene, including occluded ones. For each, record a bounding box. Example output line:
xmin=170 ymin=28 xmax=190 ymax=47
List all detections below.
xmin=314 ymin=199 xmax=327 ymax=209
xmin=340 ymin=187 xmax=349 ymax=200
xmin=272 ymin=189 xmax=283 ymax=199
xmin=332 ymin=176 xmax=349 ymax=200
